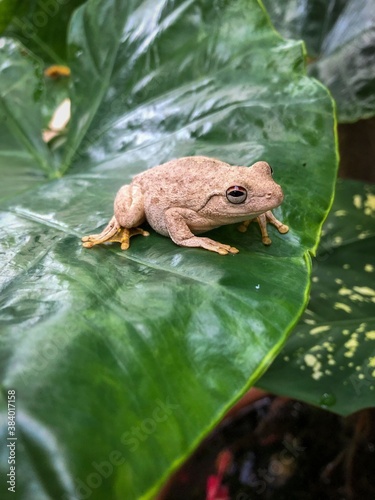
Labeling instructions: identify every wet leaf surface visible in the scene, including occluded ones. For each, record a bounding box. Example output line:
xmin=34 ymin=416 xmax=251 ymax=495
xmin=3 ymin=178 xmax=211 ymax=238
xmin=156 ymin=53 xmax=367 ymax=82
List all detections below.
xmin=0 ymin=1 xmax=337 ymax=498
xmin=259 ymin=179 xmax=375 ymax=416
xmin=263 ymin=0 xmax=375 ymax=122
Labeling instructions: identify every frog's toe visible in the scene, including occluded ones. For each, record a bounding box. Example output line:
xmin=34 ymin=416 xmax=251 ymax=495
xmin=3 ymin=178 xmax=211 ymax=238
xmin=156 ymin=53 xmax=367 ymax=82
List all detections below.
xmin=277 ymin=223 xmax=289 ymax=234
xmin=81 ymin=232 xmax=115 ymax=247
xmin=82 ymin=239 xmax=95 ymax=248
xmin=237 ymin=220 xmax=251 ymax=233
xmin=215 ymin=244 xmax=239 ymax=255
xmin=82 ymin=225 xmax=149 ymax=250
xmin=227 ymin=246 xmax=239 ymax=254
xmin=264 ymin=211 xmax=289 ymax=235
xmin=200 ymin=238 xmax=239 ymax=255
xmin=109 ymin=227 xmax=149 ymax=250
xmin=261 ymin=236 xmax=272 ymax=246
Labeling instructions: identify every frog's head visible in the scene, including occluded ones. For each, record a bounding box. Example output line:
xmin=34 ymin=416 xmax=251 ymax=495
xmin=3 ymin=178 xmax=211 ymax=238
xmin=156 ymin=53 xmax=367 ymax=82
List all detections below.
xmin=227 ymin=161 xmax=283 ymax=211
xmin=201 ymin=161 xmax=284 ymax=220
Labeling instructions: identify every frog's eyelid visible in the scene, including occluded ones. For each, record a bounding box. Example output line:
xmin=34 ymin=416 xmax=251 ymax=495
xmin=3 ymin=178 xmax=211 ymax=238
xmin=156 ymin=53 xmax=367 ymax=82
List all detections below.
xmin=226 ymin=186 xmax=247 ymax=204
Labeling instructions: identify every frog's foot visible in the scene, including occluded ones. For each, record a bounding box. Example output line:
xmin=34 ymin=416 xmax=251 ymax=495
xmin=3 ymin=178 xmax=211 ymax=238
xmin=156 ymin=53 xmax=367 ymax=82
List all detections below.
xmin=82 ymin=217 xmax=149 ymax=250
xmin=237 ymin=211 xmax=289 ymax=245
xmin=178 ymin=236 xmax=239 ymax=255
xmin=107 ymin=227 xmax=150 ymax=250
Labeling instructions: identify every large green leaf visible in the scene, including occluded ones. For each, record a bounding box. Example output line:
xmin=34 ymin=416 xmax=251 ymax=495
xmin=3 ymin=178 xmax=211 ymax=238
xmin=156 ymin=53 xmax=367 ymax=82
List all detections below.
xmin=0 ymin=1 xmax=337 ymax=498
xmin=0 ymin=0 xmax=23 ymax=33
xmin=263 ymin=0 xmax=375 ymax=123
xmin=259 ymin=179 xmax=375 ymax=416
xmin=3 ymin=0 xmax=86 ymax=63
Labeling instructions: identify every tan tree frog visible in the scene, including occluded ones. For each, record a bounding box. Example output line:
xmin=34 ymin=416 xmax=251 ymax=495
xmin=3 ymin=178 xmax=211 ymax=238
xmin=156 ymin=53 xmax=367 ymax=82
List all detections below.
xmin=82 ymin=156 xmax=289 ymax=255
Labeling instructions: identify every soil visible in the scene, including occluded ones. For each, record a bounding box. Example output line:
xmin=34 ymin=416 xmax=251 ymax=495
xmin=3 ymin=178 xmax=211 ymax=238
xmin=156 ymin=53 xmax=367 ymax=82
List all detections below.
xmin=161 ymin=395 xmax=375 ymax=500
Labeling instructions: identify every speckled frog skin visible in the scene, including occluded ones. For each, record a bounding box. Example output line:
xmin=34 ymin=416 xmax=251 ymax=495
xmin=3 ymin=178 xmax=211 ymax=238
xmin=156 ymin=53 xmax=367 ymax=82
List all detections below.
xmin=82 ymin=156 xmax=289 ymax=255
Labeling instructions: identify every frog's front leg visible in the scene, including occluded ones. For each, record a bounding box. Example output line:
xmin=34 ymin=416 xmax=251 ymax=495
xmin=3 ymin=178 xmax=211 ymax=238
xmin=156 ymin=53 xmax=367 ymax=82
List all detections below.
xmin=82 ymin=184 xmax=149 ymax=250
xmin=165 ymin=208 xmax=239 ymax=255
xmin=238 ymin=211 xmax=289 ymax=245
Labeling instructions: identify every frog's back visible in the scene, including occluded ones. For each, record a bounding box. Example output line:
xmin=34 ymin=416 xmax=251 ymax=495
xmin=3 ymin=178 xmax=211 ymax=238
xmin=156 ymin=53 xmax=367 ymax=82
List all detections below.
xmin=135 ymin=156 xmax=232 ymax=188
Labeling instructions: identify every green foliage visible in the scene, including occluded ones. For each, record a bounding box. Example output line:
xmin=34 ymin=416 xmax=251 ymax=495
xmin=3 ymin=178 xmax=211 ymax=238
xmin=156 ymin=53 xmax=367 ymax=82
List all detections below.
xmin=3 ymin=0 xmax=86 ymax=62
xmin=0 ymin=0 xmax=337 ymax=498
xmin=263 ymin=0 xmax=375 ymax=122
xmin=259 ymin=180 xmax=375 ymax=416
xmin=0 ymin=0 xmax=22 ymax=32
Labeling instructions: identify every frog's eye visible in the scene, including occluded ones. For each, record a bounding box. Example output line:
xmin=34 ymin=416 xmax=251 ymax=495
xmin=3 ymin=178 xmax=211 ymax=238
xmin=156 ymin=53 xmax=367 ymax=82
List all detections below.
xmin=226 ymin=186 xmax=247 ymax=204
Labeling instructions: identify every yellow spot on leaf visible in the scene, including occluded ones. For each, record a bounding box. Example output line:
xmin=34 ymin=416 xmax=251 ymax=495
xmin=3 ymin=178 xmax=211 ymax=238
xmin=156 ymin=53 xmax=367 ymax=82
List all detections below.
xmin=304 ymin=354 xmax=323 ymax=380
xmin=310 ymin=325 xmax=330 ymax=335
xmin=358 ymin=231 xmax=370 ymax=239
xmin=356 ymin=323 xmax=367 ymax=333
xmin=364 ymin=193 xmax=375 ymax=215
xmin=322 ymin=341 xmax=334 ymax=352
xmin=350 ymin=294 xmax=365 ymax=302
xmin=369 ymin=357 xmax=375 ymax=367
xmin=304 ymin=319 xmax=316 ymax=325
xmin=304 ymin=354 xmax=316 ymax=367
xmin=353 ymin=194 xmax=362 ymax=209
xmin=334 ymin=302 xmax=352 ymax=313
xmin=344 ymin=335 xmax=359 ymax=359
xmin=366 ymin=331 xmax=375 ymax=340
xmin=353 ymin=286 xmax=375 ymax=297
xmin=345 ymin=337 xmax=359 ymax=350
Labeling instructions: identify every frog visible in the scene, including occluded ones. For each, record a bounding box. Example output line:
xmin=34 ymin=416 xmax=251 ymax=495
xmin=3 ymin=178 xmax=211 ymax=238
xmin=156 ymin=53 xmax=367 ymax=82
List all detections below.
xmin=82 ymin=156 xmax=289 ymax=255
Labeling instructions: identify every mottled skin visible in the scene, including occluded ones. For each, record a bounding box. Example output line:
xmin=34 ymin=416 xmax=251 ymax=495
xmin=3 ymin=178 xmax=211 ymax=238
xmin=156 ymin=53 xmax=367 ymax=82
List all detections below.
xmin=82 ymin=156 xmax=289 ymax=255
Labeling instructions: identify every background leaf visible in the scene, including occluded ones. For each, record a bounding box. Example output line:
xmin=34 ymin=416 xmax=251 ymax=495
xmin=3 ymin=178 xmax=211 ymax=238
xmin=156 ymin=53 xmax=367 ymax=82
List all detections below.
xmin=0 ymin=39 xmax=53 ymax=170
xmin=258 ymin=179 xmax=375 ymax=416
xmin=3 ymin=0 xmax=86 ymax=63
xmin=0 ymin=1 xmax=337 ymax=498
xmin=263 ymin=0 xmax=375 ymax=122
xmin=0 ymin=0 xmax=23 ymax=33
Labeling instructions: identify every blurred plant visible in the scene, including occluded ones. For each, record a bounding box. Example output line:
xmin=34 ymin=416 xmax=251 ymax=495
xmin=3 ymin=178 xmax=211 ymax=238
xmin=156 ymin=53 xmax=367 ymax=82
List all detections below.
xmin=263 ymin=0 xmax=375 ymax=123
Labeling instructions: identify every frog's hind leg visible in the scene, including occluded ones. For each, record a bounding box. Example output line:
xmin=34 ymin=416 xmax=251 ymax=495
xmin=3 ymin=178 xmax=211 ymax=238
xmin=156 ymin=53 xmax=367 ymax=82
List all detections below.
xmin=82 ymin=184 xmax=149 ymax=250
xmin=82 ymin=216 xmax=119 ymax=247
xmin=81 ymin=216 xmax=149 ymax=250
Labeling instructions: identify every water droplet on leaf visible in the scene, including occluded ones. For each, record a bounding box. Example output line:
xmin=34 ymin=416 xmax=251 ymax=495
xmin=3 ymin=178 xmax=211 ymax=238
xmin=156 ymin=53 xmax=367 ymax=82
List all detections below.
xmin=319 ymin=392 xmax=336 ymax=409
